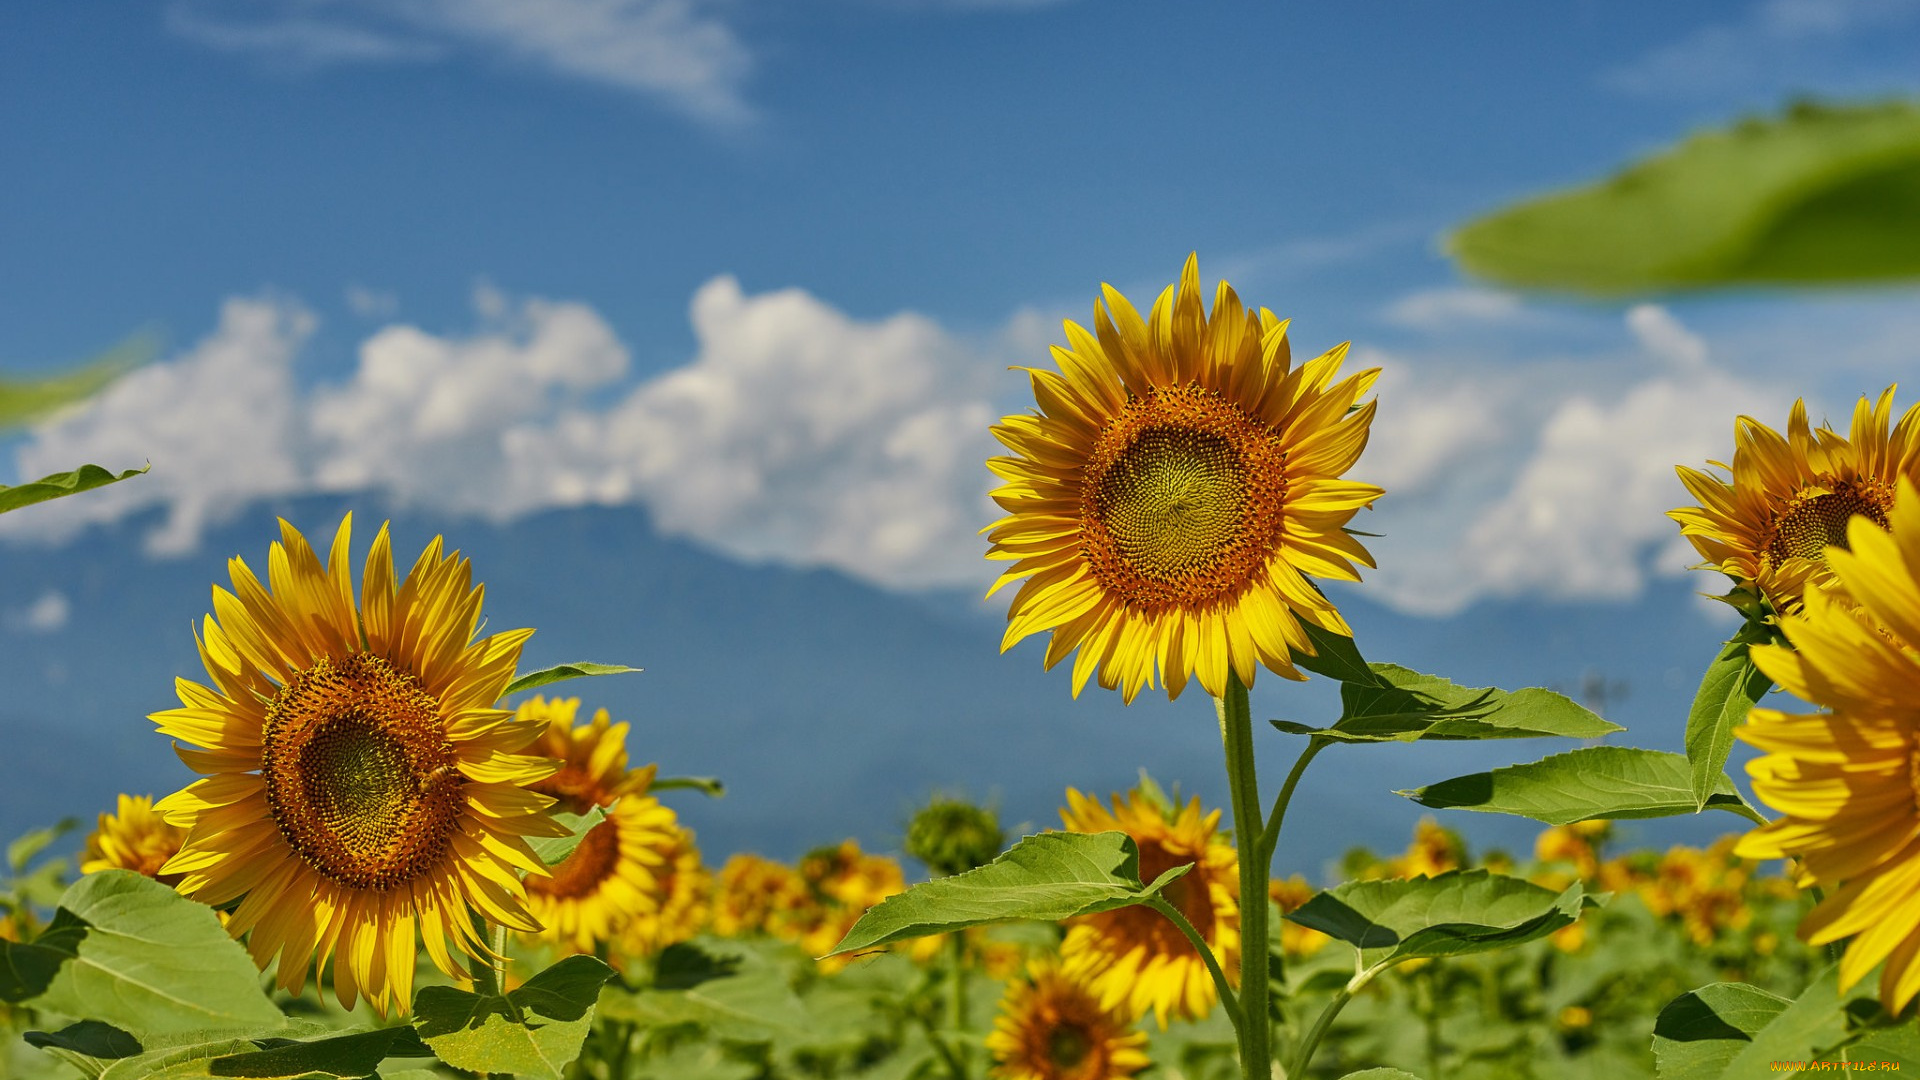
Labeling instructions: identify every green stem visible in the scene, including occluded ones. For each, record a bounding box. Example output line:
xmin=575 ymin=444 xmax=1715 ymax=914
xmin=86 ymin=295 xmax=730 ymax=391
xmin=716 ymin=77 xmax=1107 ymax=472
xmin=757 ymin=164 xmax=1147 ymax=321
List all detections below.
xmin=1422 ymin=963 xmax=1443 ymax=1080
xmin=1258 ymin=736 xmax=1330 ymax=870
xmin=1287 ymin=968 xmax=1376 ymax=1080
xmin=1218 ymin=671 xmax=1270 ymax=1080
xmin=949 ymin=932 xmax=969 ymax=1079
xmin=1147 ymin=896 xmax=1243 ymax=1028
xmin=470 ymin=911 xmax=503 ymax=998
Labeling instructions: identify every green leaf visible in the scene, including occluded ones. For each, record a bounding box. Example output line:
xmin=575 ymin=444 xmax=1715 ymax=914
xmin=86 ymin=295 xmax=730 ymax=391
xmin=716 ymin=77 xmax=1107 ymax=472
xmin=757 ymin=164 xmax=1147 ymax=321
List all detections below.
xmin=23 ymin=1021 xmax=143 ymax=1079
xmin=503 ymin=662 xmax=642 ymax=697
xmin=412 ymin=955 xmax=614 ymax=1080
xmin=0 ymin=332 xmax=155 ymax=431
xmin=8 ymin=870 xmax=282 ymax=1033
xmin=98 ymin=1037 xmax=264 ymax=1080
xmin=1449 ymin=99 xmax=1920 ymax=294
xmin=1685 ymin=623 xmax=1776 ymax=811
xmin=1284 ymin=870 xmax=1594 ymax=969
xmin=529 ymin=808 xmax=608 ymax=868
xmin=1273 ymin=664 xmax=1622 ymax=743
xmin=1340 ymin=1071 xmax=1425 ymax=1080
xmin=1720 ymin=965 xmax=1858 ymax=1077
xmin=8 ymin=818 xmax=77 ymax=874
xmin=650 ymin=775 xmax=726 ymax=798
xmin=1398 ymin=746 xmax=1763 ymax=825
xmin=1288 ymin=621 xmax=1378 ymax=685
xmin=0 ymin=464 xmax=149 ymax=516
xmin=208 ymin=1027 xmax=433 ymax=1079
xmin=1652 ymin=982 xmax=1791 ymax=1080
xmin=826 ymin=831 xmax=1192 ymax=955
xmin=602 ymin=938 xmax=810 ymax=1039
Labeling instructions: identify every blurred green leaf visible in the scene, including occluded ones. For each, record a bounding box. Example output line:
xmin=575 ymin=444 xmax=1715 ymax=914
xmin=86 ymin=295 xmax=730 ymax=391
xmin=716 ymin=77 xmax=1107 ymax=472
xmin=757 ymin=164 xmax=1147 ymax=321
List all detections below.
xmin=529 ymin=807 xmax=607 ymax=868
xmin=0 ymin=332 xmax=155 ymax=431
xmin=0 ymin=463 xmax=149 ymax=516
xmin=827 ymin=831 xmax=1190 ymax=955
xmin=8 ymin=818 xmax=77 ymax=874
xmin=1273 ymin=664 xmax=1621 ymax=743
xmin=7 ymin=870 xmax=281 ymax=1034
xmin=603 ymin=938 xmax=810 ymax=1039
xmin=1685 ymin=623 xmax=1776 ymax=811
xmin=1285 ymin=870 xmax=1594 ymax=970
xmin=504 ymin=662 xmax=641 ymax=697
xmin=1450 ymin=99 xmax=1920 ymax=294
xmin=1398 ymin=746 xmax=1763 ymax=825
xmin=1340 ymin=1071 xmax=1425 ymax=1080
xmin=412 ymin=954 xmax=613 ymax=1080
xmin=1652 ymin=982 xmax=1791 ymax=1079
xmin=209 ymin=1027 xmax=432 ymax=1078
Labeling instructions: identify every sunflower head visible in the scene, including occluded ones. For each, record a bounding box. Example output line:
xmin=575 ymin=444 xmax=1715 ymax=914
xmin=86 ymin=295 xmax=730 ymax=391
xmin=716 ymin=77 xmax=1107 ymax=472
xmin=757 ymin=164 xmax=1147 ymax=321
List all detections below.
xmin=1733 ymin=478 xmax=1920 ymax=1010
xmin=614 ymin=822 xmax=712 ymax=961
xmin=82 ymin=794 xmax=187 ymax=885
xmin=985 ymin=956 xmax=1150 ymax=1080
xmin=986 ymin=253 xmax=1383 ymax=702
xmin=1057 ymin=786 xmax=1239 ymax=1027
xmin=906 ymin=795 xmax=1005 ymax=877
xmin=1670 ymin=387 xmax=1919 ymax=615
xmin=1268 ymin=875 xmax=1330 ymax=958
xmin=520 ymin=696 xmax=656 ymax=814
xmin=711 ymin=853 xmax=819 ymax=939
xmin=151 ymin=514 xmax=567 ymax=1016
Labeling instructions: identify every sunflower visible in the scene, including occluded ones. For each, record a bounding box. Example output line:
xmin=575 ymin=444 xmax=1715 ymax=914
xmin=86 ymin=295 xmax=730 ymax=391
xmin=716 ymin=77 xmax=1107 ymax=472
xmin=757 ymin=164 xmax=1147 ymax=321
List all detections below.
xmin=1671 ymin=387 xmax=1920 ymax=615
xmin=82 ymin=794 xmax=187 ymax=884
xmin=1268 ymin=875 xmax=1330 ymax=958
xmin=985 ymin=254 xmax=1382 ymax=702
xmin=711 ymin=853 xmax=818 ymax=940
xmin=517 ymin=696 xmax=680 ymax=954
xmin=1057 ymin=787 xmax=1239 ymax=1026
xmin=986 ymin=956 xmax=1150 ymax=1080
xmin=615 ymin=822 xmax=711 ymax=959
xmin=152 ymin=515 xmax=568 ymax=1016
xmin=1734 ymin=479 xmax=1920 ymax=1009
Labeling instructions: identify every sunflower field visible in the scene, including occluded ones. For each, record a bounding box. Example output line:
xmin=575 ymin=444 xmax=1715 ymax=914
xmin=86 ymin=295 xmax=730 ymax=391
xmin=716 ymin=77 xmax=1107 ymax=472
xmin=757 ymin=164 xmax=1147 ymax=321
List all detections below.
xmin=9 ymin=102 xmax=1920 ymax=1079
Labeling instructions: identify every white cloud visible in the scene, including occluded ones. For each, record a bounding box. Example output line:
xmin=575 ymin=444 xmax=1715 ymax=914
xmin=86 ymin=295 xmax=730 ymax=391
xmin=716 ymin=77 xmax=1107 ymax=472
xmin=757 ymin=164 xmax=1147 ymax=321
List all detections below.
xmin=5 ymin=591 xmax=70 ymax=635
xmin=0 ymin=297 xmax=312 ymax=556
xmin=1381 ymin=287 xmax=1529 ymax=332
xmin=168 ymin=0 xmax=755 ymax=126
xmin=1351 ymin=348 xmax=1510 ymax=494
xmin=345 ymin=284 xmax=399 ymax=318
xmin=1606 ymin=0 xmax=1920 ymax=99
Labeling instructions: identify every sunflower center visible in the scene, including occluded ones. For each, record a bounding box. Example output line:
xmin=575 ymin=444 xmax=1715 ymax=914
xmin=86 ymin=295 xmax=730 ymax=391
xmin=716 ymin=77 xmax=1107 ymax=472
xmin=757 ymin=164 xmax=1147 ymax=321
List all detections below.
xmin=1047 ymin=1022 xmax=1093 ymax=1069
xmin=530 ymin=819 xmax=621 ymax=900
xmin=261 ymin=653 xmax=464 ymax=892
xmin=1765 ymin=478 xmax=1892 ymax=567
xmin=1080 ymin=385 xmax=1288 ymax=612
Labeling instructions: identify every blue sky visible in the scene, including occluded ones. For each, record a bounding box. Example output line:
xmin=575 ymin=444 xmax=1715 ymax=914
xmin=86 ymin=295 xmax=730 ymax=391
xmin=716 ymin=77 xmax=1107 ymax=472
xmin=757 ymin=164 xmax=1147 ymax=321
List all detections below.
xmin=6 ymin=0 xmax=1920 ymax=615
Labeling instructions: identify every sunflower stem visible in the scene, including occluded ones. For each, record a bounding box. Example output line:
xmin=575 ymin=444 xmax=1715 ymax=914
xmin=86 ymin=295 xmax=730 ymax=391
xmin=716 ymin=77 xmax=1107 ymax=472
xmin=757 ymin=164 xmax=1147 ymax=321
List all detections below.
xmin=1217 ymin=671 xmax=1270 ymax=1080
xmin=948 ymin=930 xmax=969 ymax=1040
xmin=1146 ymin=896 xmax=1243 ymax=1028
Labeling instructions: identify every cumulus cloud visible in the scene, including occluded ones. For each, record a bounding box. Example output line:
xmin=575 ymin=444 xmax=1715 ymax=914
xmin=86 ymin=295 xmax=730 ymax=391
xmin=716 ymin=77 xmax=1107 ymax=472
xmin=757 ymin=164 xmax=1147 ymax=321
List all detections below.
xmin=1381 ymin=287 xmax=1528 ymax=332
xmin=1361 ymin=306 xmax=1780 ymax=615
xmin=168 ymin=0 xmax=755 ymax=126
xmin=1606 ymin=0 xmax=1920 ymax=99
xmin=5 ymin=591 xmax=70 ymax=635
xmin=0 ymin=297 xmax=312 ymax=556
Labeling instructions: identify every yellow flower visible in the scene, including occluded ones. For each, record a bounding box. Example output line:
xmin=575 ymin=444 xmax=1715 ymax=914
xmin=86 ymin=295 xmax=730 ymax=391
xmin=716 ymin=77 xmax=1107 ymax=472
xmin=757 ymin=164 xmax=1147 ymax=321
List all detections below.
xmin=797 ymin=840 xmax=907 ymax=972
xmin=1642 ymin=839 xmax=1751 ymax=947
xmin=517 ymin=697 xmax=680 ymax=955
xmin=711 ymin=853 xmax=817 ymax=939
xmin=986 ymin=957 xmax=1150 ymax=1080
xmin=1671 ymin=388 xmax=1920 ymax=614
xmin=0 ymin=913 xmax=17 ymax=943
xmin=152 ymin=515 xmax=566 ymax=1016
xmin=1268 ymin=875 xmax=1330 ymax=958
xmin=616 ymin=823 xmax=712 ymax=959
xmin=986 ymin=254 xmax=1382 ymax=702
xmin=1735 ymin=478 xmax=1920 ymax=1010
xmin=1534 ymin=823 xmax=1602 ymax=881
xmin=82 ymin=794 xmax=187 ymax=884
xmin=1057 ymin=787 xmax=1239 ymax=1027
xmin=1396 ymin=818 xmax=1463 ymax=878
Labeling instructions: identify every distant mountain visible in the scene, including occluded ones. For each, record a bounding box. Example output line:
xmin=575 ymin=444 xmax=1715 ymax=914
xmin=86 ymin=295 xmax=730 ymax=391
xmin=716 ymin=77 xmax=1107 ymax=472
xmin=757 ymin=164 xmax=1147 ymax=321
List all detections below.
xmin=0 ymin=497 xmax=1758 ymax=882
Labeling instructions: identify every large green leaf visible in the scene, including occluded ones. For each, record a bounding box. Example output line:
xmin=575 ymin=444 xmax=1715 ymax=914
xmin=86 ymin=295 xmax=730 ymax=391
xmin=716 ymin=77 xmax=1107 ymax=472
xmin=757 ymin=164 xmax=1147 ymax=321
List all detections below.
xmin=1685 ymin=623 xmax=1776 ymax=811
xmin=0 ymin=333 xmax=154 ymax=431
xmin=23 ymin=1021 xmax=143 ymax=1079
xmin=75 ymin=1026 xmax=431 ymax=1080
xmin=1288 ymin=621 xmax=1377 ymax=685
xmin=1398 ymin=746 xmax=1762 ymax=825
xmin=412 ymin=954 xmax=614 ymax=1080
xmin=96 ymin=1037 xmax=263 ymax=1080
xmin=4 ymin=870 xmax=281 ymax=1033
xmin=503 ymin=662 xmax=642 ymax=698
xmin=1450 ymin=99 xmax=1920 ymax=294
xmin=1719 ymin=965 xmax=1859 ymax=1077
xmin=1272 ymin=664 xmax=1621 ymax=743
xmin=827 ymin=831 xmax=1192 ymax=955
xmin=1652 ymin=982 xmax=1792 ymax=1080
xmin=0 ymin=464 xmax=149 ymax=516
xmin=601 ymin=937 xmax=810 ymax=1039
xmin=1283 ymin=870 xmax=1593 ymax=970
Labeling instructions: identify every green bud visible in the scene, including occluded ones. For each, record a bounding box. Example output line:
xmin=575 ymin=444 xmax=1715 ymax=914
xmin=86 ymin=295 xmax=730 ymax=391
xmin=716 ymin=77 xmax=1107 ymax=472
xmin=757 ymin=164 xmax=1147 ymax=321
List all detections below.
xmin=905 ymin=796 xmax=1004 ymax=878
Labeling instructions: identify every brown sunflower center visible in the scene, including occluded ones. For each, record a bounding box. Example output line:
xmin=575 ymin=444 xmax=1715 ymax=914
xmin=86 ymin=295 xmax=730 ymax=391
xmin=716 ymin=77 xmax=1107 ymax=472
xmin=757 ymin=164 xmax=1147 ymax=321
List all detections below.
xmin=530 ymin=819 xmax=621 ymax=900
xmin=1765 ymin=478 xmax=1892 ymax=567
xmin=1080 ymin=385 xmax=1288 ymax=611
xmin=261 ymin=653 xmax=464 ymax=892
xmin=1098 ymin=834 xmax=1214 ymax=956
xmin=1047 ymin=1022 xmax=1093 ymax=1069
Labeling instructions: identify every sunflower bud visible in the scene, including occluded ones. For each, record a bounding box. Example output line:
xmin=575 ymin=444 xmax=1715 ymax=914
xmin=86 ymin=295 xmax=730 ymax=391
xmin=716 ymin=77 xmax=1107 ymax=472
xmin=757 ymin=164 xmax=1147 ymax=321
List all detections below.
xmin=906 ymin=796 xmax=1004 ymax=878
